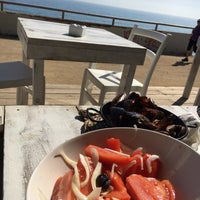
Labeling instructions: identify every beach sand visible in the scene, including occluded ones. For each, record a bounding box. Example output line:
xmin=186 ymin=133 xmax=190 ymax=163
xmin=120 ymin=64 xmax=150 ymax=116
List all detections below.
xmin=1 ymin=36 xmax=200 ymax=87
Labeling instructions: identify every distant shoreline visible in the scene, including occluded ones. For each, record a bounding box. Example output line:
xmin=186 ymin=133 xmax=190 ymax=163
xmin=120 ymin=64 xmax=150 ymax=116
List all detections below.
xmin=2 ymin=0 xmax=195 ymax=33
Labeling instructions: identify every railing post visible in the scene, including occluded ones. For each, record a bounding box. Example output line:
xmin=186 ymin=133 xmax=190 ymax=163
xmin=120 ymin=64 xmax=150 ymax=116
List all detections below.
xmin=155 ymin=24 xmax=158 ymax=31
xmin=1 ymin=2 xmax=3 ymax=11
xmin=112 ymin=18 xmax=115 ymax=26
xmin=61 ymin=11 xmax=65 ymax=20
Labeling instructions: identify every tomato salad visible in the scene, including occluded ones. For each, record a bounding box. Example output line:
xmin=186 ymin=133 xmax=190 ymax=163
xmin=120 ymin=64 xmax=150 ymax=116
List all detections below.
xmin=51 ymin=137 xmax=175 ymax=200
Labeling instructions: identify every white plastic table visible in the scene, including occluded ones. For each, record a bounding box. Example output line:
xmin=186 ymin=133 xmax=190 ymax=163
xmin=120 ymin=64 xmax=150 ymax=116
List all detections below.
xmin=2 ymin=105 xmax=199 ymax=200
xmin=17 ymin=18 xmax=146 ymax=105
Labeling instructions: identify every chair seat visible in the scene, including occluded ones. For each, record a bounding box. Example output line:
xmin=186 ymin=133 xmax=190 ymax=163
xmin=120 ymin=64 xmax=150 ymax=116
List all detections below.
xmin=88 ymin=68 xmax=143 ymax=91
xmin=0 ymin=61 xmax=32 ymax=89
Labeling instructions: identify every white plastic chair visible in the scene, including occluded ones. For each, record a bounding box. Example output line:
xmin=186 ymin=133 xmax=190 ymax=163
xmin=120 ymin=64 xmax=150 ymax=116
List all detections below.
xmin=79 ymin=25 xmax=170 ymax=105
xmin=0 ymin=61 xmax=33 ymax=104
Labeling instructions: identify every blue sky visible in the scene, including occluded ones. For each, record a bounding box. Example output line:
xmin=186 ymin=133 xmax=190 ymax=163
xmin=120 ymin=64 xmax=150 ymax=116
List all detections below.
xmin=77 ymin=0 xmax=199 ymax=19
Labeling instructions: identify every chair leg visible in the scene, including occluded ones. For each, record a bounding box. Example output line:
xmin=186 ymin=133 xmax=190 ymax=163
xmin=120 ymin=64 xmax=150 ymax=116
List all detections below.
xmin=140 ymin=87 xmax=147 ymax=96
xmin=98 ymin=89 xmax=106 ymax=105
xmin=84 ymin=63 xmax=96 ymax=99
xmin=16 ymin=87 xmax=29 ymax=105
xmin=79 ymin=69 xmax=89 ymax=105
xmin=194 ymin=88 xmax=200 ymax=106
xmin=85 ymin=65 xmax=95 ymax=95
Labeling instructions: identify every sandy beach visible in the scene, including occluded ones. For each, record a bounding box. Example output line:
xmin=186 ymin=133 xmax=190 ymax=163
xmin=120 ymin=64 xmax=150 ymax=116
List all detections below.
xmin=1 ymin=36 xmax=200 ymax=88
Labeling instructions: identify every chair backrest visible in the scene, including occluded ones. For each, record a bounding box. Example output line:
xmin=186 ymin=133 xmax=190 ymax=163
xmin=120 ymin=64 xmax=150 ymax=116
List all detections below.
xmin=127 ymin=25 xmax=170 ymax=95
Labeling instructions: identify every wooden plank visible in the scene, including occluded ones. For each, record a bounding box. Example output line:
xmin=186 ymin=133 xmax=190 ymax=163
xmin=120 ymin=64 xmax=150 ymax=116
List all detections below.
xmin=3 ymin=106 xmax=82 ymax=200
xmin=0 ymin=85 xmax=199 ymax=106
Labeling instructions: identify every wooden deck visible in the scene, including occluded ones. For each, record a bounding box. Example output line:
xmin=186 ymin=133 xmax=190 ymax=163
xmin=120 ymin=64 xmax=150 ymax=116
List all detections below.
xmin=0 ymin=36 xmax=199 ymax=106
xmin=0 ymin=84 xmax=198 ymax=106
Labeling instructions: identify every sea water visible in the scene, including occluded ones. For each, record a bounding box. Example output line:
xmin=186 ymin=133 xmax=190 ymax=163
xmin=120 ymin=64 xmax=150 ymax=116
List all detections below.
xmin=3 ymin=0 xmax=197 ymax=33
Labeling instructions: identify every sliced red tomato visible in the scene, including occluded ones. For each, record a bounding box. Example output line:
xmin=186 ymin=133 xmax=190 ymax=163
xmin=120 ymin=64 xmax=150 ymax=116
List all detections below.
xmin=130 ymin=148 xmax=143 ymax=157
xmin=162 ymin=180 xmax=176 ymax=200
xmin=104 ymin=189 xmax=131 ymax=200
xmin=85 ymin=145 xmax=131 ymax=166
xmin=126 ymin=174 xmax=175 ymax=200
xmin=123 ymin=155 xmax=143 ymax=178
xmin=103 ymin=171 xmax=131 ymax=200
xmin=106 ymin=137 xmax=121 ymax=152
xmin=51 ymin=176 xmax=62 ymax=200
xmin=51 ymin=170 xmax=75 ymax=200
xmin=124 ymin=153 xmax=160 ymax=178
xmin=51 ymin=138 xmax=176 ymax=200
xmin=142 ymin=153 xmax=160 ymax=178
xmin=77 ymin=156 xmax=95 ymax=195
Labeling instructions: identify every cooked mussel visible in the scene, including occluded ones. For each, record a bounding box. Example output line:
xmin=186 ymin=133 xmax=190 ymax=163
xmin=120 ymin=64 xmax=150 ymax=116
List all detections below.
xmin=110 ymin=106 xmax=156 ymax=129
xmin=102 ymin=91 xmax=188 ymax=139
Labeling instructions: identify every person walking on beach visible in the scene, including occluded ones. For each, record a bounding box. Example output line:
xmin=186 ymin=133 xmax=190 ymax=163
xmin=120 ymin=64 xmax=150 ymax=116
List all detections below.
xmin=182 ymin=19 xmax=200 ymax=62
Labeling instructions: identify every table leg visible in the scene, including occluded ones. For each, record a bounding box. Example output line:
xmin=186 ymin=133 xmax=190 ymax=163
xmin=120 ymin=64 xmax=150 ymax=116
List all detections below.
xmin=118 ymin=64 xmax=137 ymax=94
xmin=16 ymin=51 xmax=31 ymax=105
xmin=32 ymin=59 xmax=45 ymax=105
xmin=183 ymin=48 xmax=200 ymax=98
xmin=22 ymin=50 xmax=30 ymax=66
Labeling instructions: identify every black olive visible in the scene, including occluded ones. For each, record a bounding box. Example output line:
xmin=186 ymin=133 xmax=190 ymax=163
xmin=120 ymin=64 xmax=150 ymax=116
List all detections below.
xmin=96 ymin=173 xmax=110 ymax=192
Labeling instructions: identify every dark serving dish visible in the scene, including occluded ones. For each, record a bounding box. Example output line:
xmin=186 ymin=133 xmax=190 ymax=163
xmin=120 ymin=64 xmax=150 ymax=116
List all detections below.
xmin=99 ymin=93 xmax=188 ymax=140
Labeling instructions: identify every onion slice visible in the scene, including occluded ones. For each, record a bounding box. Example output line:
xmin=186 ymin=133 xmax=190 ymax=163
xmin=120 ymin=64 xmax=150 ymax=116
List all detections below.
xmin=91 ymin=162 xmax=102 ymax=190
xmin=133 ymin=154 xmax=144 ymax=170
xmin=90 ymin=148 xmax=99 ymax=167
xmin=87 ymin=187 xmax=102 ymax=200
xmin=122 ymin=159 xmax=137 ymax=177
xmin=72 ymin=163 xmax=102 ymax=200
xmin=110 ymin=163 xmax=118 ymax=178
xmin=56 ymin=150 xmax=77 ymax=169
xmin=146 ymin=154 xmax=159 ymax=173
xmin=73 ymin=165 xmax=81 ymax=189
xmin=72 ymin=181 xmax=87 ymax=200
xmin=104 ymin=148 xmax=130 ymax=157
xmin=79 ymin=154 xmax=91 ymax=187
xmin=72 ymin=181 xmax=101 ymax=200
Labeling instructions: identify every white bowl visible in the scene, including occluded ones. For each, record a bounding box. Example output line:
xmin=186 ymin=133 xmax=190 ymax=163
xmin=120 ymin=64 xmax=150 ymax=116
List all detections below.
xmin=27 ymin=128 xmax=200 ymax=200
